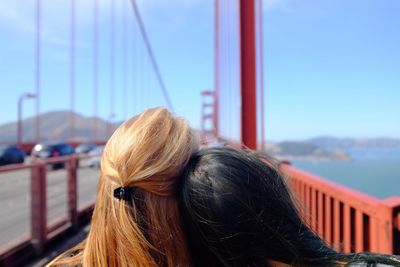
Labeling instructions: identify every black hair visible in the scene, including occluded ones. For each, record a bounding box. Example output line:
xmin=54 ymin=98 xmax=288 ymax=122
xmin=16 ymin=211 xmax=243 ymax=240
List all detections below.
xmin=179 ymin=147 xmax=400 ymax=267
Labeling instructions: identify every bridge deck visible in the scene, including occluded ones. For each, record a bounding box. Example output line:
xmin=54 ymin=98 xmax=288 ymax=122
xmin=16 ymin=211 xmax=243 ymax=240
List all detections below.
xmin=0 ymin=158 xmax=99 ymax=256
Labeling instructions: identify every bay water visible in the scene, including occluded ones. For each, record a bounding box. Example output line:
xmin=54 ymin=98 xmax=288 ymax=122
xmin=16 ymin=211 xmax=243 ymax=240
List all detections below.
xmin=291 ymin=148 xmax=400 ymax=199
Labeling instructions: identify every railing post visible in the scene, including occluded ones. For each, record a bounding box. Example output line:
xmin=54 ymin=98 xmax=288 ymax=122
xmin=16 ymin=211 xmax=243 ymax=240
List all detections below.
xmin=333 ymin=199 xmax=341 ymax=251
xmin=67 ymin=156 xmax=78 ymax=230
xmin=317 ymin=191 xmax=324 ymax=238
xmin=311 ymin=188 xmax=317 ymax=231
xmin=381 ymin=197 xmax=400 ymax=254
xmin=343 ymin=203 xmax=351 ymax=253
xmin=376 ymin=204 xmax=393 ymax=254
xmin=355 ymin=210 xmax=364 ymax=252
xmin=31 ymin=162 xmax=47 ymax=254
xmin=370 ymin=204 xmax=392 ymax=253
xmin=394 ymin=212 xmax=400 ymax=254
xmin=304 ymin=185 xmax=311 ymax=226
xmin=370 ymin=217 xmax=379 ymax=253
xmin=325 ymin=194 xmax=332 ymax=245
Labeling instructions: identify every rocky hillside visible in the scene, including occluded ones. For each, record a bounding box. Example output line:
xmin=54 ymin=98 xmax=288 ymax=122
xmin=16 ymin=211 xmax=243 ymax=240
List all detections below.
xmin=0 ymin=111 xmax=121 ymax=143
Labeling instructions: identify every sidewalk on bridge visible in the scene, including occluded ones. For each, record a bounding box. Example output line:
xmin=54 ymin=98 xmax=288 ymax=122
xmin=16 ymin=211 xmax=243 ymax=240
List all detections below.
xmin=26 ymin=225 xmax=90 ymax=267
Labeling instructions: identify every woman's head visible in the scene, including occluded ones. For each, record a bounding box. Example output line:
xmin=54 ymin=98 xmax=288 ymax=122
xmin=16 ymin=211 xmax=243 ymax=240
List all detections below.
xmin=101 ymin=107 xmax=196 ymax=196
xmin=54 ymin=107 xmax=197 ymax=267
xmin=179 ymin=147 xmax=400 ymax=267
xmin=179 ymin=147 xmax=336 ymax=267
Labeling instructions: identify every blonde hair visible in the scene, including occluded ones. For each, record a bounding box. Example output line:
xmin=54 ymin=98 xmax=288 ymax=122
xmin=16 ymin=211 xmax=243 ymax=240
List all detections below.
xmin=49 ymin=107 xmax=197 ymax=267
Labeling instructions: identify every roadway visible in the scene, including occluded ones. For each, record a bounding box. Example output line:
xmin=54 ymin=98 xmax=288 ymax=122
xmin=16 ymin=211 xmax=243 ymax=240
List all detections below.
xmin=0 ymin=159 xmax=100 ymax=254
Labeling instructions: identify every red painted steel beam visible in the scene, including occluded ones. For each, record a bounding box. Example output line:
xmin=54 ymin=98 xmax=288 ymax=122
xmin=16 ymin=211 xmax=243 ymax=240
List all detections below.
xmin=239 ymin=0 xmax=257 ymax=149
xmin=67 ymin=157 xmax=78 ymax=229
xmin=355 ymin=210 xmax=364 ymax=252
xmin=31 ymin=163 xmax=47 ymax=253
xmin=325 ymin=193 xmax=332 ymax=245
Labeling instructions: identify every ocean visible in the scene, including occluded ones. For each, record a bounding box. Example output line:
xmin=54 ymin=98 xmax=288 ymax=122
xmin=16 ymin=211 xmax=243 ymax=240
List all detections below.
xmin=291 ymin=148 xmax=400 ymax=199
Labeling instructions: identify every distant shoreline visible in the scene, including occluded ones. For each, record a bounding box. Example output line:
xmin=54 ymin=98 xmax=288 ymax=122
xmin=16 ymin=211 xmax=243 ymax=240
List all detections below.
xmin=264 ymin=137 xmax=400 ymax=163
xmin=275 ymin=154 xmax=352 ymax=162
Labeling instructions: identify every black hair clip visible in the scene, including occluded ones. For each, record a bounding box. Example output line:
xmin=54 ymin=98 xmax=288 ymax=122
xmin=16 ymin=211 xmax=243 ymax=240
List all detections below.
xmin=113 ymin=187 xmax=135 ymax=201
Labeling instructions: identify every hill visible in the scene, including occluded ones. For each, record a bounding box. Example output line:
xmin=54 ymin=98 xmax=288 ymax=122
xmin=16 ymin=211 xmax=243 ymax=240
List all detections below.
xmin=266 ymin=141 xmax=351 ymax=161
xmin=0 ymin=111 xmax=121 ymax=143
xmin=308 ymin=136 xmax=400 ymax=149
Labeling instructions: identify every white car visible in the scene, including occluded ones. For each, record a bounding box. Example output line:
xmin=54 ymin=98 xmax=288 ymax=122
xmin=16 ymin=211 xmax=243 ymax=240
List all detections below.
xmin=88 ymin=145 xmax=104 ymax=168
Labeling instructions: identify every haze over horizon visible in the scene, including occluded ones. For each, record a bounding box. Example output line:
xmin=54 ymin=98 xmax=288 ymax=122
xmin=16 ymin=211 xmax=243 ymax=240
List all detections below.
xmin=0 ymin=109 xmax=399 ymax=143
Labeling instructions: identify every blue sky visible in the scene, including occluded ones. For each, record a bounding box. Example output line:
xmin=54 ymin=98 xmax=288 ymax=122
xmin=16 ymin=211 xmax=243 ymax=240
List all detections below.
xmin=0 ymin=0 xmax=399 ymax=141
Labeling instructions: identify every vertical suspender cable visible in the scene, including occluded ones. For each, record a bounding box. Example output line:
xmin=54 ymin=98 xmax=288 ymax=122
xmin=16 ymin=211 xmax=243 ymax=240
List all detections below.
xmin=109 ymin=0 xmax=115 ymax=136
xmin=138 ymin=24 xmax=141 ymax=111
xmin=128 ymin=0 xmax=174 ymax=111
xmin=93 ymin=0 xmax=98 ymax=142
xmin=144 ymin=39 xmax=148 ymax=107
xmin=222 ymin=0 xmax=226 ymax=135
xmin=226 ymin=0 xmax=231 ymax=136
xmin=132 ymin=15 xmax=136 ymax=114
xmin=138 ymin=20 xmax=142 ymax=111
xmin=140 ymin=17 xmax=144 ymax=109
xmin=237 ymin=0 xmax=242 ymax=141
xmin=228 ymin=0 xmax=233 ymax=138
xmin=70 ymin=0 xmax=75 ymax=142
xmin=138 ymin=29 xmax=142 ymax=111
xmin=214 ymin=0 xmax=219 ymax=137
xmin=35 ymin=0 xmax=41 ymax=143
xmin=111 ymin=0 xmax=115 ymax=114
xmin=227 ymin=0 xmax=233 ymax=139
xmin=258 ymin=0 xmax=265 ymax=150
xmin=146 ymin=43 xmax=149 ymax=107
xmin=123 ymin=0 xmax=127 ymax=119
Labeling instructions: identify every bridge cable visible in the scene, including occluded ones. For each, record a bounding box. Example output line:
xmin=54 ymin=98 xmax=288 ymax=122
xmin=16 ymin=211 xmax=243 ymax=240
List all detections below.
xmin=70 ymin=0 xmax=76 ymax=141
xmin=258 ymin=0 xmax=265 ymax=149
xmin=35 ymin=0 xmax=41 ymax=143
xmin=110 ymin=0 xmax=115 ymax=131
xmin=123 ymin=0 xmax=128 ymax=119
xmin=128 ymin=0 xmax=174 ymax=111
xmin=93 ymin=0 xmax=99 ymax=141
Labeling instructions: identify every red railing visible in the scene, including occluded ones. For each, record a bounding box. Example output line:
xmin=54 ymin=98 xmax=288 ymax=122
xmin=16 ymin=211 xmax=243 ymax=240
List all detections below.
xmin=0 ymin=155 xmax=97 ymax=266
xmin=281 ymin=163 xmax=400 ymax=254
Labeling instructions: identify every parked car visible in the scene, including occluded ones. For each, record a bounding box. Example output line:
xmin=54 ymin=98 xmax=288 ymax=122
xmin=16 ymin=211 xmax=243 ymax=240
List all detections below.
xmin=31 ymin=143 xmax=75 ymax=169
xmin=0 ymin=145 xmax=26 ymax=166
xmin=88 ymin=145 xmax=104 ymax=168
xmin=75 ymin=143 xmax=97 ymax=154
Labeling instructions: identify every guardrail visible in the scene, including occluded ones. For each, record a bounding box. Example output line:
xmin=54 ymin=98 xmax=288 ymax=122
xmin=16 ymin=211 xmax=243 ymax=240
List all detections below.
xmin=281 ymin=163 xmax=400 ymax=254
xmin=0 ymin=155 xmax=98 ymax=266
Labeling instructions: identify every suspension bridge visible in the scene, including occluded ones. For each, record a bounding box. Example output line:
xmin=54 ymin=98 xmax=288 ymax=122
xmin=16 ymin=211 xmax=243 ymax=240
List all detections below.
xmin=0 ymin=0 xmax=399 ymax=266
